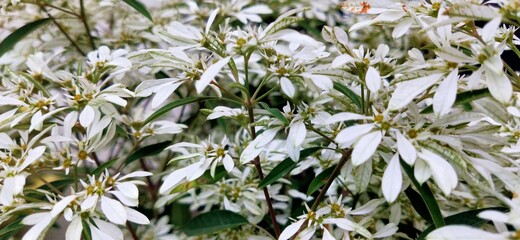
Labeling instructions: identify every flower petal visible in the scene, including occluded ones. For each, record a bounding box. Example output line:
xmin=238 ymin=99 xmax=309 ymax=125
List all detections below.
xmin=382 ymin=154 xmax=402 ymax=203
xmin=352 ymin=131 xmax=382 ymax=166
xmin=101 ymin=196 xmax=127 ymax=225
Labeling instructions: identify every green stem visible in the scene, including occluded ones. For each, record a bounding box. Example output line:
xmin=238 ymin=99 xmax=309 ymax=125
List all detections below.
xmin=400 ymin=159 xmax=445 ymax=228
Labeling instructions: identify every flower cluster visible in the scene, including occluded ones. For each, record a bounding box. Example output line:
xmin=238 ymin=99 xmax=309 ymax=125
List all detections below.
xmin=1 ymin=0 xmax=520 ymax=239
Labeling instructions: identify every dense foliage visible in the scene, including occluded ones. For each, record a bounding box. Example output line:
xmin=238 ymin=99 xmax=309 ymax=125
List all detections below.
xmin=1 ymin=0 xmax=520 ymax=239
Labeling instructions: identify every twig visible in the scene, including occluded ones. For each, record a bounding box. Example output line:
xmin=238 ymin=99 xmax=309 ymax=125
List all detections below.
xmin=41 ymin=7 xmax=86 ymax=56
xmin=79 ymin=0 xmax=96 ymax=50
xmin=246 ymin=99 xmax=281 ymax=238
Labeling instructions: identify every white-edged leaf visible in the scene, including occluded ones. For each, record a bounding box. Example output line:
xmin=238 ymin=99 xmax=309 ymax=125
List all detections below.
xmin=382 ymin=154 xmax=402 ymax=203
xmin=101 ymin=196 xmax=127 ymax=225
xmin=418 ymin=149 xmax=458 ymax=196
xmin=352 ymin=131 xmax=382 ymax=166
xmin=388 ymin=73 xmax=443 ymax=110
xmin=433 ymin=69 xmax=458 ymax=117
xmin=366 ymin=66 xmax=381 ymax=93
xmin=396 ymin=131 xmax=416 ymax=165
xmin=195 ymin=56 xmax=231 ymax=93
xmin=280 ymin=77 xmax=295 ymax=98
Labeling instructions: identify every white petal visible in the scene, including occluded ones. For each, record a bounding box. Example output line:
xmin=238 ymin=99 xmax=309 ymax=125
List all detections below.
xmin=396 ymin=131 xmax=416 ymax=165
xmin=331 ymin=54 xmax=354 ymax=68
xmin=23 ymin=212 xmax=49 ymax=225
xmin=418 ymin=149 xmax=458 ymax=196
xmin=335 ymin=124 xmax=374 ymax=148
xmin=433 ymin=69 xmax=458 ymax=117
xmin=116 ymin=182 xmax=139 ymax=200
xmin=366 ymin=67 xmax=381 ymax=93
xmin=125 ymin=207 xmax=150 ymax=224
xmin=118 ymin=171 xmax=153 ymax=180
xmin=382 ymin=154 xmax=402 ymax=203
xmin=414 ymin=158 xmax=431 ymax=184
xmin=65 ymin=217 xmax=83 ymax=240
xmin=196 ymin=56 xmax=231 ymax=93
xmin=322 ymin=228 xmax=335 ymax=240
xmin=280 ymin=77 xmax=295 ymax=98
xmin=51 ymin=195 xmax=77 ymax=217
xmin=478 ymin=210 xmax=509 ymax=222
xmin=485 ymin=70 xmax=512 ymax=103
xmin=81 ymin=195 xmax=99 ymax=211
xmin=158 ymin=168 xmax=189 ymax=194
xmin=288 ymin=120 xmax=306 ymax=147
xmin=352 ymin=131 xmax=382 ymax=166
xmin=350 ymin=199 xmax=381 ymax=215
xmin=20 ymin=146 xmax=46 ymax=170
xmin=80 ymin=105 xmax=95 ymax=127
xmin=388 ymin=73 xmax=443 ymax=110
xmin=0 ymin=177 xmax=15 ymax=205
xmin=223 ymin=155 xmax=234 ymax=172
xmin=94 ymin=219 xmax=124 ymax=240
xmin=240 ymin=128 xmax=280 ymax=163
xmin=22 ymin=215 xmax=53 ymax=240
xmin=373 ymin=223 xmax=398 ymax=238
xmin=482 ymin=17 xmax=501 ymax=43
xmin=279 ymin=219 xmax=305 ymax=240
xmin=152 ymin=82 xmax=181 ymax=109
xmin=206 ymin=8 xmax=220 ymax=33
xmin=392 ymin=18 xmax=413 ymax=38
xmin=101 ymin=196 xmax=127 ymax=225
xmin=426 ymin=226 xmax=505 ymax=240
xmin=327 ymin=112 xmax=369 ymax=124
xmin=110 ymin=191 xmax=138 ymax=207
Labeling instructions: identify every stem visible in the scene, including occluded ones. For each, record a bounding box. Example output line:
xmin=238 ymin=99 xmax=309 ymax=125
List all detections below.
xmin=42 ymin=7 xmax=86 ymax=55
xmin=290 ymin=149 xmax=352 ymax=239
xmin=400 ymin=159 xmax=445 ymax=228
xmin=126 ymin=222 xmax=139 ymax=240
xmin=246 ymin=100 xmax=281 ymax=238
xmin=79 ymin=0 xmax=96 ymax=50
xmin=310 ymin=149 xmax=351 ymax=210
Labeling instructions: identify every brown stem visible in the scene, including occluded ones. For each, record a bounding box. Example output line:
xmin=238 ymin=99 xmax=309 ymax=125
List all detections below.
xmin=291 ymin=149 xmax=352 ymax=239
xmin=126 ymin=222 xmax=139 ymax=240
xmin=42 ymin=7 xmax=86 ymax=55
xmin=246 ymin=100 xmax=281 ymax=238
xmin=79 ymin=0 xmax=96 ymax=50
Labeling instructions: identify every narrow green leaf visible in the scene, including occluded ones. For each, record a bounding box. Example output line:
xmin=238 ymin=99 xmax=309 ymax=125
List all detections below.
xmin=258 ymin=147 xmax=321 ymax=189
xmin=0 ymin=18 xmax=51 ymax=57
xmin=333 ymin=82 xmax=362 ymax=110
xmin=306 ymin=166 xmax=334 ymax=195
xmin=142 ymin=96 xmax=216 ymax=126
xmin=404 ymin=187 xmax=433 ymax=223
xmin=259 ymin=102 xmax=289 ymax=125
xmin=38 ymin=179 xmax=75 ymax=192
xmin=420 ymin=88 xmax=490 ymax=114
xmin=125 ymin=141 xmax=171 ymax=165
xmin=401 ymin=159 xmax=445 ymax=228
xmin=21 ymin=72 xmax=50 ymax=97
xmin=122 ymin=0 xmax=153 ymax=21
xmin=418 ymin=207 xmax=508 ymax=240
xmin=0 ymin=218 xmax=23 ymax=239
xmin=92 ymin=158 xmax=118 ymax=175
xmin=181 ymin=210 xmax=248 ymax=236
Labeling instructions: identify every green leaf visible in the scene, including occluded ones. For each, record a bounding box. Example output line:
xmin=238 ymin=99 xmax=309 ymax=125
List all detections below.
xmin=259 ymin=102 xmax=289 ymax=125
xmin=404 ymin=187 xmax=433 ymax=223
xmin=92 ymin=158 xmax=118 ymax=175
xmin=417 ymin=207 xmax=508 ymax=240
xmin=421 ymin=88 xmax=490 ymax=114
xmin=0 ymin=217 xmax=24 ymax=239
xmin=258 ymin=147 xmax=321 ymax=189
xmin=181 ymin=210 xmax=248 ymax=236
xmin=333 ymin=82 xmax=362 ymax=110
xmin=122 ymin=0 xmax=153 ymax=21
xmin=37 ymin=179 xmax=75 ymax=192
xmin=401 ymin=159 xmax=445 ymax=228
xmin=142 ymin=96 xmax=216 ymax=126
xmin=125 ymin=141 xmax=171 ymax=166
xmin=0 ymin=18 xmax=51 ymax=57
xmin=306 ymin=166 xmax=334 ymax=195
